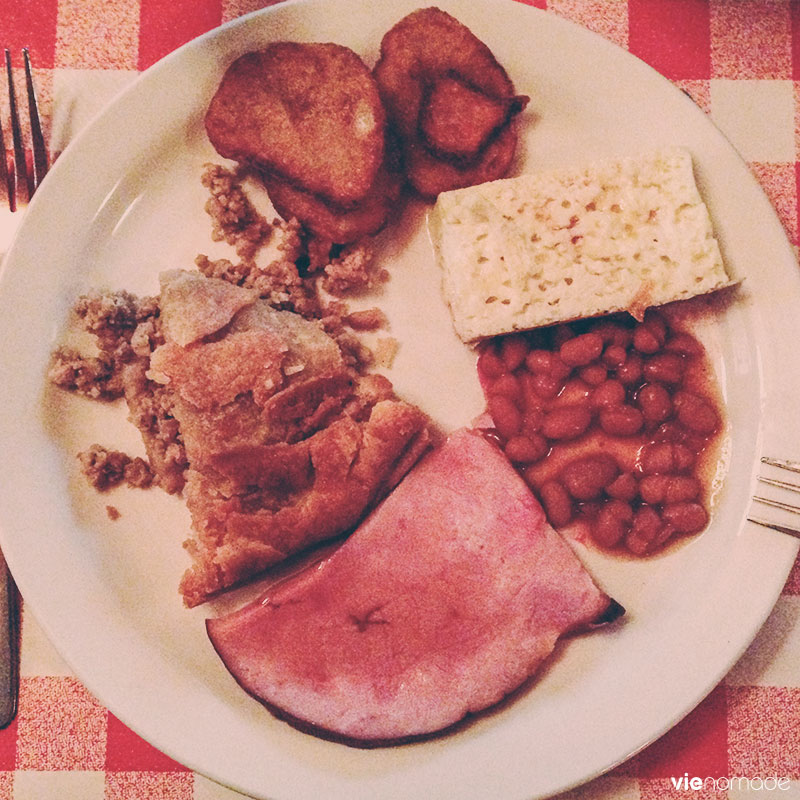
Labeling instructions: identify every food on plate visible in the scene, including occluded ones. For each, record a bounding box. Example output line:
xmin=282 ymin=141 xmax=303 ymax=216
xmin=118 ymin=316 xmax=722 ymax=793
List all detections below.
xmin=262 ymin=156 xmax=402 ymax=245
xmin=430 ymin=147 xmax=734 ymax=341
xmin=477 ymin=309 xmax=724 ymax=555
xmin=198 ymin=163 xmax=383 ymax=300
xmin=374 ymin=7 xmax=528 ymax=198
xmin=207 ymin=428 xmax=622 ymax=745
xmin=78 ymin=444 xmax=154 ymax=492
xmin=205 ymin=43 xmax=400 ymax=244
xmin=205 ymin=43 xmax=385 ymax=208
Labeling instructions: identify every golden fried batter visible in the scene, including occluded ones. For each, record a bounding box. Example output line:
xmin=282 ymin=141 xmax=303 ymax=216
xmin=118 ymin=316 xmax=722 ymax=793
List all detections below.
xmin=374 ymin=7 xmax=528 ymax=198
xmin=205 ymin=42 xmax=386 ymax=208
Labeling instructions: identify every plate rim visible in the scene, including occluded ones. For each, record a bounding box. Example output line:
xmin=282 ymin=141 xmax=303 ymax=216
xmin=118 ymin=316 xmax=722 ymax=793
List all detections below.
xmin=0 ymin=1 xmax=798 ymax=798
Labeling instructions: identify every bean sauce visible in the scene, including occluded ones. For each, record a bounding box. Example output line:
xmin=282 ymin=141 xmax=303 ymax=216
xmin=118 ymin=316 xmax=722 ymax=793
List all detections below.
xmin=477 ymin=310 xmax=724 ymax=556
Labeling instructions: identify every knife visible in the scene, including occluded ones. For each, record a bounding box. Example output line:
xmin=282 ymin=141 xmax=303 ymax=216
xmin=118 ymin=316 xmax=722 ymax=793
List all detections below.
xmin=0 ymin=550 xmax=19 ymax=728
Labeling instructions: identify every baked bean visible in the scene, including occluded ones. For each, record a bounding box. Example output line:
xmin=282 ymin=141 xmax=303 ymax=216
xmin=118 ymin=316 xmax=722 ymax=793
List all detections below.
xmin=525 ymin=349 xmax=553 ymax=373
xmin=602 ymin=344 xmax=627 ymax=368
xmin=643 ymin=352 xmax=684 ymax=384
xmin=590 ymin=379 xmax=625 ymax=409
xmin=559 ymin=332 xmax=604 ymax=367
xmin=591 ymin=500 xmax=633 ymax=548
xmin=639 ymin=474 xmax=701 ymax=504
xmin=599 ymin=404 xmax=644 ymax=436
xmin=538 ymin=480 xmax=573 ymax=527
xmin=639 ymin=441 xmax=696 ymax=475
xmin=505 ymin=434 xmax=548 ymax=464
xmin=478 ymin=346 xmax=506 ymax=379
xmin=636 ymin=383 xmax=673 ymax=425
xmin=673 ymin=391 xmax=719 ymax=435
xmin=606 ymin=472 xmax=638 ymax=501
xmin=542 ymin=405 xmax=593 ymax=440
xmin=662 ymin=502 xmax=709 ymax=534
xmin=521 ymin=407 xmax=545 ymax=435
xmin=529 ymin=372 xmax=562 ymax=400
xmin=488 ymin=373 xmax=523 ymax=403
xmin=500 ymin=334 xmax=529 ymax=371
xmin=664 ymin=332 xmax=703 ymax=358
xmin=594 ymin=321 xmax=633 ymax=348
xmin=579 ymin=363 xmax=608 ymax=386
xmin=549 ymin=355 xmax=573 ymax=381
xmin=632 ymin=324 xmax=664 ymax=355
xmin=616 ymin=353 xmax=643 ymax=385
xmin=625 ymin=506 xmax=674 ymax=555
xmin=488 ymin=394 xmax=522 ymax=440
xmin=560 ymin=453 xmax=619 ymax=500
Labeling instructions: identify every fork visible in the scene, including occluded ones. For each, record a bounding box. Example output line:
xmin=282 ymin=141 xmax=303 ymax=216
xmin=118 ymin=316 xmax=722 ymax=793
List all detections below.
xmin=1 ymin=47 xmax=48 ymax=212
xmin=0 ymin=46 xmax=48 ymax=729
xmin=748 ymin=457 xmax=800 ymax=540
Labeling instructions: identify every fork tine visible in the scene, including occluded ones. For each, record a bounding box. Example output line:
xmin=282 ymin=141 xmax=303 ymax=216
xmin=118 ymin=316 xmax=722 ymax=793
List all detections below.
xmin=0 ymin=89 xmax=10 ymax=211
xmin=753 ymin=495 xmax=800 ymax=515
xmin=757 ymin=475 xmax=800 ymax=494
xmin=4 ymin=49 xmax=28 ymax=207
xmin=23 ymin=48 xmax=47 ymax=193
xmin=747 ymin=517 xmax=800 ymax=540
xmin=761 ymin=456 xmax=800 ymax=474
xmin=749 ymin=456 xmax=800 ymax=541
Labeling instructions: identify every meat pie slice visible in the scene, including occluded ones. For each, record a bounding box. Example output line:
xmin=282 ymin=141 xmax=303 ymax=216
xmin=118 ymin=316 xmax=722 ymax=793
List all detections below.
xmin=148 ymin=271 xmax=431 ymax=607
xmin=207 ymin=428 xmax=621 ymax=745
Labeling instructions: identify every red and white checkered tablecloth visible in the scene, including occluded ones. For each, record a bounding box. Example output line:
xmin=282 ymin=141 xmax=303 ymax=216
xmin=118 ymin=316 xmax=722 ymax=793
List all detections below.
xmin=2 ymin=1 xmax=800 ymax=798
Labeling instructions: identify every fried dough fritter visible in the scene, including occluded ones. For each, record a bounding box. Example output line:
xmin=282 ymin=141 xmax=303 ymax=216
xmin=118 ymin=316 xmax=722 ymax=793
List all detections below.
xmin=263 ymin=162 xmax=402 ymax=245
xmin=374 ymin=7 xmax=528 ymax=198
xmin=420 ymin=75 xmax=524 ymax=164
xmin=205 ymin=42 xmax=386 ymax=208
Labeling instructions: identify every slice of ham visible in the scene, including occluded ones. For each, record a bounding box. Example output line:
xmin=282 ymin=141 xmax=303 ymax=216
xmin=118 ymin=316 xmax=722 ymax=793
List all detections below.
xmin=207 ymin=428 xmax=622 ymax=745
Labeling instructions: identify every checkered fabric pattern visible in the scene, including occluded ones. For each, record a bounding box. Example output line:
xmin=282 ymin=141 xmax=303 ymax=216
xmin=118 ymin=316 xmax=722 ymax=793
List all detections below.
xmin=1 ymin=0 xmax=800 ymax=798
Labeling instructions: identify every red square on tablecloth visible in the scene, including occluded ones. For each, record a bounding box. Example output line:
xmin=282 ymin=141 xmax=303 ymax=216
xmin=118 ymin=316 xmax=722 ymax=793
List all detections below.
xmin=635 ymin=686 xmax=728 ymax=779
xmin=513 ymin=0 xmax=548 ymax=9
xmin=792 ymin=5 xmax=800 ymax=81
xmin=106 ymin=713 xmax=189 ymax=772
xmin=15 ymin=676 xmax=106 ymax=771
xmin=628 ymin=0 xmax=711 ymax=80
xmin=0 ymin=719 xmax=17 ymax=772
xmin=138 ymin=0 xmax=224 ymax=70
xmin=710 ymin=0 xmax=792 ymax=80
xmin=748 ymin=161 xmax=797 ymax=245
xmin=3 ymin=0 xmax=59 ymax=70
xmin=728 ymin=686 xmax=800 ymax=778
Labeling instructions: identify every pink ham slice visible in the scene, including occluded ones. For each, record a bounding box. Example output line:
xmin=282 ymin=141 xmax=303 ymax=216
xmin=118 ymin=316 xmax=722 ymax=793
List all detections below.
xmin=206 ymin=428 xmax=621 ymax=745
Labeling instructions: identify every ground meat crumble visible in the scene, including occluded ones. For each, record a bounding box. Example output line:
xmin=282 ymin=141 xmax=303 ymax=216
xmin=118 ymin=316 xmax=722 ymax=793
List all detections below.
xmin=78 ymin=444 xmax=154 ymax=491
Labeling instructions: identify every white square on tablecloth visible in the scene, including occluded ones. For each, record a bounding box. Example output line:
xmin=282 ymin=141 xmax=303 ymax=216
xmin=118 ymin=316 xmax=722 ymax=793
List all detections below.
xmin=13 ymin=769 xmax=105 ymax=800
xmin=728 ymin=779 xmax=800 ymax=799
xmin=709 ymin=78 xmax=795 ymax=163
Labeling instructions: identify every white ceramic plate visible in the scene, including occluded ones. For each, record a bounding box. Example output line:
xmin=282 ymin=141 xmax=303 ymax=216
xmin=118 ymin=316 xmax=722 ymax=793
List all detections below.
xmin=1 ymin=1 xmax=799 ymax=798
